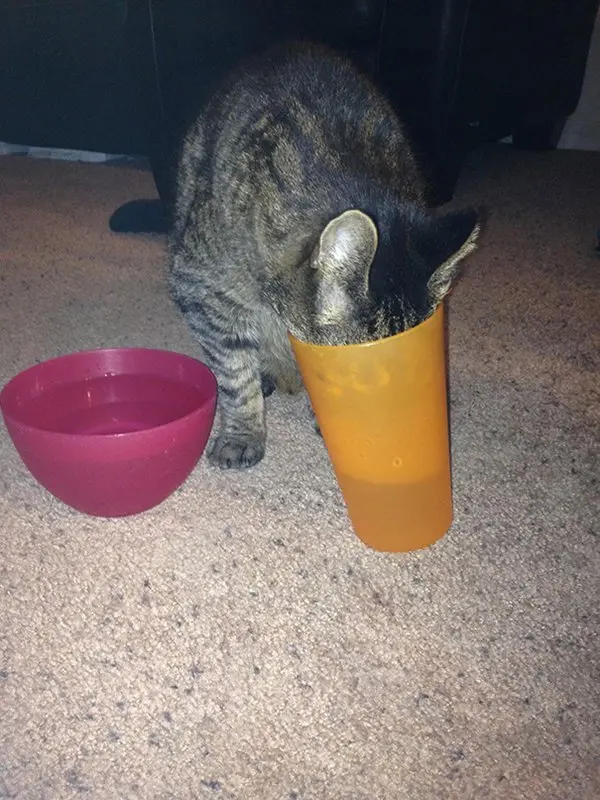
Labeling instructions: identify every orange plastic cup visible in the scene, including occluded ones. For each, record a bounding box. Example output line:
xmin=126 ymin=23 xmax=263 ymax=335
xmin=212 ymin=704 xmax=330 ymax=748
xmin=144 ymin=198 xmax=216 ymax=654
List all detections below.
xmin=289 ymin=304 xmax=452 ymax=552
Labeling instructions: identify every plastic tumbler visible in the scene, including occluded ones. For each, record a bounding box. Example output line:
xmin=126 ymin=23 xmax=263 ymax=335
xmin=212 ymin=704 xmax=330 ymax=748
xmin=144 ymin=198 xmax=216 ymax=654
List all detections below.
xmin=289 ymin=304 xmax=452 ymax=552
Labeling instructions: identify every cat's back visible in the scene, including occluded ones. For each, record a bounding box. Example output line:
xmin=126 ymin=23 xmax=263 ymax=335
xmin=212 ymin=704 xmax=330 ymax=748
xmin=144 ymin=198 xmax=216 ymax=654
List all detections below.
xmin=215 ymin=42 xmax=378 ymax=117
xmin=246 ymin=42 xmax=380 ymax=108
xmin=206 ymin=42 xmax=419 ymax=194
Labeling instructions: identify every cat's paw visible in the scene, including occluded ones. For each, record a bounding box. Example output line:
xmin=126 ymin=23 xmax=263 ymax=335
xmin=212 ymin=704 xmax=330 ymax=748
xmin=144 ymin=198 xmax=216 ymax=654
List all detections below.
xmin=275 ymin=371 xmax=304 ymax=395
xmin=207 ymin=433 xmax=265 ymax=469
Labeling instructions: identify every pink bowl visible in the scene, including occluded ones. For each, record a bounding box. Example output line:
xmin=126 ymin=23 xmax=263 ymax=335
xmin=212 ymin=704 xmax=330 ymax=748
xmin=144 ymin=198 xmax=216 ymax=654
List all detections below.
xmin=0 ymin=348 xmax=217 ymax=517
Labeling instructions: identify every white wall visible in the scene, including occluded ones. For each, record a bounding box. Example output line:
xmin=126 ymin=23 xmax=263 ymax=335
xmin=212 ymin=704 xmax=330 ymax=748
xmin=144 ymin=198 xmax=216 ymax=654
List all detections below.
xmin=558 ymin=9 xmax=600 ymax=151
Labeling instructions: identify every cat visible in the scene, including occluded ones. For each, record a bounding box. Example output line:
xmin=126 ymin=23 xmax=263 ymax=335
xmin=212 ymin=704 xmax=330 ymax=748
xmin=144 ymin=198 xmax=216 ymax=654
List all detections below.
xmin=168 ymin=41 xmax=480 ymax=470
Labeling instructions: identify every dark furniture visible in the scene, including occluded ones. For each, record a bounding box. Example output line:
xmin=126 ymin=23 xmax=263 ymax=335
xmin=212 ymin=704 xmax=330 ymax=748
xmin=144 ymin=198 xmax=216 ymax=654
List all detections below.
xmin=124 ymin=0 xmax=600 ymax=212
xmin=0 ymin=0 xmax=143 ymax=157
xmin=1 ymin=0 xmax=598 ymax=217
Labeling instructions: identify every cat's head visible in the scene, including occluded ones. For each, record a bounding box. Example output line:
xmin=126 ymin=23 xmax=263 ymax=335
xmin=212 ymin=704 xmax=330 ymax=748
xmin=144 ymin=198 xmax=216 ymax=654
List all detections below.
xmin=303 ymin=206 xmax=480 ymax=345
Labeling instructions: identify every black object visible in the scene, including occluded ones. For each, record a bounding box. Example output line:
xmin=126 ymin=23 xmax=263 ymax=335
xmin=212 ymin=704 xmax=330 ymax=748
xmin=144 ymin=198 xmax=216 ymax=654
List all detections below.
xmin=109 ymin=199 xmax=169 ymax=234
xmin=1 ymin=0 xmax=598 ymax=223
xmin=121 ymin=0 xmax=599 ymax=222
xmin=0 ymin=0 xmax=144 ymax=156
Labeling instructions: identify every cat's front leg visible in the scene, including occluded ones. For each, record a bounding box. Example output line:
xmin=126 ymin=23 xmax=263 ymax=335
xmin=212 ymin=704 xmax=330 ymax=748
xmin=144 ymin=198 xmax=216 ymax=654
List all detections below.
xmin=204 ymin=338 xmax=267 ymax=470
xmin=169 ymin=260 xmax=267 ymax=468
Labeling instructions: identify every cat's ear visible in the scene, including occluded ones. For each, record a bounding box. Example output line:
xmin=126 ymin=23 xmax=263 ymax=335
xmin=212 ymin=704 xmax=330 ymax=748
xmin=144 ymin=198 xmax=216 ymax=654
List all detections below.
xmin=312 ymin=210 xmax=378 ymax=325
xmin=415 ymin=209 xmax=480 ymax=304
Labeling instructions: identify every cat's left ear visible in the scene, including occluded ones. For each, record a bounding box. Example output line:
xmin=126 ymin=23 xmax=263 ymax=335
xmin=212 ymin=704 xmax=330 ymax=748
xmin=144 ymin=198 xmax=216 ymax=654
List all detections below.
xmin=312 ymin=209 xmax=378 ymax=325
xmin=416 ymin=209 xmax=480 ymax=304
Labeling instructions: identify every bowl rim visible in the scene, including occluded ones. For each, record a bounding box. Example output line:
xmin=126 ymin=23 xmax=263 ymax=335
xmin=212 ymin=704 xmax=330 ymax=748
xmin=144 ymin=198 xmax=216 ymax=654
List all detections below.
xmin=0 ymin=346 xmax=218 ymax=441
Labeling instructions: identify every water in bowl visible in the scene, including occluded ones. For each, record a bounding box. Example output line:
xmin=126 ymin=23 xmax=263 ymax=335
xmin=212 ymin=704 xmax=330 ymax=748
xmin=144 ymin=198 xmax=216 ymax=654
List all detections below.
xmin=17 ymin=373 xmax=208 ymax=435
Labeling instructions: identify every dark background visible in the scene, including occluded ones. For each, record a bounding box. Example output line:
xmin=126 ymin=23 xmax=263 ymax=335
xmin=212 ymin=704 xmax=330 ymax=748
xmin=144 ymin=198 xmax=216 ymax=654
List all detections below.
xmin=1 ymin=0 xmax=598 ymax=205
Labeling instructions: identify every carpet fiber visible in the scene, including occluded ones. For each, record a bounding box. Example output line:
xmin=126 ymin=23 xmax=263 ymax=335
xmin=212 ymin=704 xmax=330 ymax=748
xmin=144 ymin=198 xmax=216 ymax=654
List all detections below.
xmin=0 ymin=146 xmax=598 ymax=799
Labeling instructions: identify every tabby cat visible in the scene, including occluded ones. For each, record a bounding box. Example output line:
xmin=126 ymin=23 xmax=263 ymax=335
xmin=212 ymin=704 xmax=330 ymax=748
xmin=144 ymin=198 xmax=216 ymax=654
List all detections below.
xmin=168 ymin=42 xmax=479 ymax=469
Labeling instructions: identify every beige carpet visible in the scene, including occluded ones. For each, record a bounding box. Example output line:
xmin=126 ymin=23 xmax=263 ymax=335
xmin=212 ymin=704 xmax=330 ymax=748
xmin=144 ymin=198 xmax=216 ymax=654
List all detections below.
xmin=0 ymin=145 xmax=598 ymax=799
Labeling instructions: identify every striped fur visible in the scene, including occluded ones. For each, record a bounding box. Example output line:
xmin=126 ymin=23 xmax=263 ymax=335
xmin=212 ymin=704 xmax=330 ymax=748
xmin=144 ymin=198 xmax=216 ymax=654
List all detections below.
xmin=168 ymin=42 xmax=479 ymax=469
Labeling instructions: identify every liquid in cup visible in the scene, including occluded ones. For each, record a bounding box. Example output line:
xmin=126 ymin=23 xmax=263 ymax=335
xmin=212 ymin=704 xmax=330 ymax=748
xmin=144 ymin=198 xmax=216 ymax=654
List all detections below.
xmin=289 ymin=304 xmax=452 ymax=552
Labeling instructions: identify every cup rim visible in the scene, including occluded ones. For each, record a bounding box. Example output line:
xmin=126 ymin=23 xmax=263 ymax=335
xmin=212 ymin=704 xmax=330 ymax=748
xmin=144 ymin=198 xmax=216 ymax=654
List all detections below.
xmin=288 ymin=304 xmax=443 ymax=351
